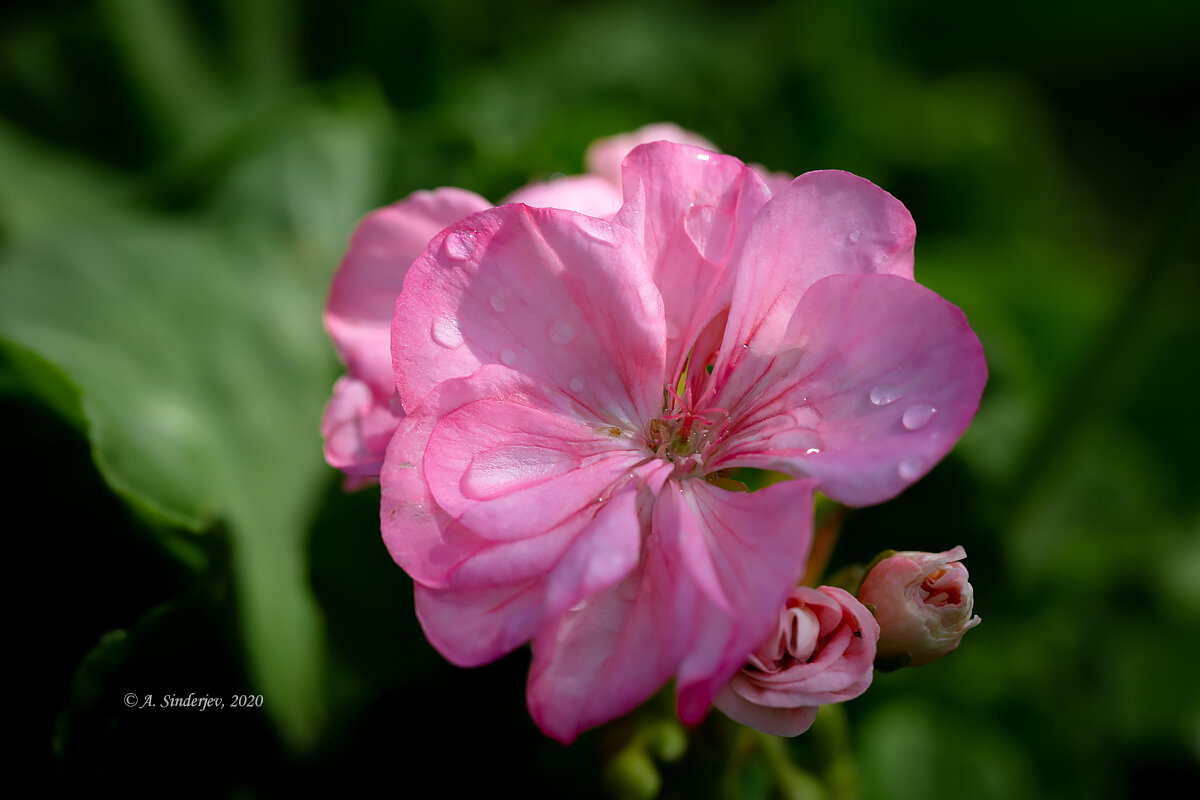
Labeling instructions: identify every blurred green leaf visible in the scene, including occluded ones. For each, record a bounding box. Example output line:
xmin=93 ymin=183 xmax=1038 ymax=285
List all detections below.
xmin=0 ymin=95 xmax=390 ymax=748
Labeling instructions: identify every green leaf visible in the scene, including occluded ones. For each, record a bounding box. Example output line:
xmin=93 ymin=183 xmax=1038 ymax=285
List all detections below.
xmin=0 ymin=98 xmax=390 ymax=749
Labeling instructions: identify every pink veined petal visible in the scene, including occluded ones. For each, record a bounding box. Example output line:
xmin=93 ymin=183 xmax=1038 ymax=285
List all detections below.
xmin=393 ymin=204 xmax=666 ymax=423
xmin=412 ymin=474 xmax=648 ymax=671
xmin=503 ymin=174 xmax=625 ymax=220
xmin=661 ymin=478 xmax=819 ymax=724
xmin=525 ymin=476 xmax=817 ymax=743
xmin=713 ymin=685 xmax=820 ymax=737
xmin=326 ymin=188 xmax=490 ymax=399
xmin=712 ymin=170 xmax=916 ymax=396
xmin=321 ymin=375 xmax=401 ymax=476
xmin=424 ymin=394 xmax=642 ymax=542
xmin=585 ymin=122 xmax=720 ymax=187
xmin=412 ymin=481 xmax=645 ymax=668
xmin=712 ymin=273 xmax=987 ymax=506
xmin=615 ymin=141 xmax=772 ymax=377
xmin=382 ymin=367 xmax=580 ymax=589
xmin=383 ymin=366 xmax=655 ymax=668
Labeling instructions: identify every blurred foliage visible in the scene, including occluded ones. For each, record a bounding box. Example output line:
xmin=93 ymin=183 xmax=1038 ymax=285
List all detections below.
xmin=2 ymin=0 xmax=1196 ymax=796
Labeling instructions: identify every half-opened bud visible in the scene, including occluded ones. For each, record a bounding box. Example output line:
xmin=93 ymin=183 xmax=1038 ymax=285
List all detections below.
xmin=857 ymin=546 xmax=980 ymax=669
xmin=715 ymin=585 xmax=879 ymax=736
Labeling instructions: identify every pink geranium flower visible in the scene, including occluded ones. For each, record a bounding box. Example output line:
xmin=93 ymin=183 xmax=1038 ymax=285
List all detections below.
xmin=715 ymin=585 xmax=880 ymax=736
xmin=321 ymin=125 xmax=713 ymax=479
xmin=381 ymin=141 xmax=987 ymax=742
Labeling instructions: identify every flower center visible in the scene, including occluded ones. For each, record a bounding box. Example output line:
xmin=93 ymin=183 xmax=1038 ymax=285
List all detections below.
xmin=644 ymin=390 xmax=729 ymax=477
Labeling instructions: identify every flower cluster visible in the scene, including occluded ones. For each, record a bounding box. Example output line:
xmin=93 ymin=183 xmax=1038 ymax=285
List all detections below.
xmin=321 ymin=126 xmax=987 ymax=741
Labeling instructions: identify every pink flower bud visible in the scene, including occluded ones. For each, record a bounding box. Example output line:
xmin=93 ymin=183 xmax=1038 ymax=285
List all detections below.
xmin=715 ymin=586 xmax=880 ymax=737
xmin=857 ymin=546 xmax=981 ymax=668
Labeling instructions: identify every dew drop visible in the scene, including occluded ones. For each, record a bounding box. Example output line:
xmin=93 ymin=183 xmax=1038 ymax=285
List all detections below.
xmin=548 ymin=318 xmax=576 ymax=344
xmin=805 ymin=448 xmax=821 ymax=455
xmin=902 ymin=403 xmax=937 ymax=431
xmin=431 ymin=315 xmax=463 ymax=348
xmin=575 ymin=216 xmax=620 ymax=247
xmin=499 ymin=347 xmax=517 ymax=367
xmin=869 ymin=383 xmax=901 ymax=406
xmin=489 ymin=292 xmax=507 ymax=312
xmin=569 ymin=376 xmax=585 ymax=393
xmin=847 ymin=229 xmax=862 ymax=244
xmin=696 ymin=152 xmax=711 ymax=162
xmin=791 ymin=406 xmax=821 ymax=429
xmin=462 ymin=445 xmax=579 ymax=499
xmin=898 ymin=455 xmax=924 ymax=481
xmin=443 ymin=230 xmax=476 ymax=262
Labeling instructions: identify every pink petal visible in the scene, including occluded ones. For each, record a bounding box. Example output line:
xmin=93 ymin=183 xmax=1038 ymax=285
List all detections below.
xmin=712 ymin=274 xmax=987 ymax=506
xmin=320 ymin=375 xmax=401 ymax=476
xmin=413 ymin=485 xmax=644 ymax=667
xmin=424 ymin=395 xmax=642 ymax=542
xmin=326 ymin=188 xmax=490 ymax=399
xmin=392 ymin=204 xmax=666 ymax=421
xmin=713 ymin=685 xmax=819 ymax=737
xmin=525 ymin=476 xmax=817 ymax=742
xmin=615 ymin=142 xmax=772 ymax=376
xmin=414 ymin=580 xmax=547 ymax=667
xmin=585 ymin=123 xmax=720 ymax=187
xmin=382 ymin=366 xmax=613 ymax=588
xmin=662 ymin=478 xmax=819 ymax=724
xmin=383 ymin=366 xmax=652 ymax=667
xmin=503 ymin=174 xmax=624 ymax=219
xmin=713 ymin=170 xmax=916 ymax=390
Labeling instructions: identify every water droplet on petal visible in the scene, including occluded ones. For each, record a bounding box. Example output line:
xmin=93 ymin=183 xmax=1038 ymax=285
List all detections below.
xmin=443 ymin=230 xmax=476 ymax=262
xmin=499 ymin=348 xmax=517 ymax=367
xmin=870 ymin=383 xmax=901 ymax=406
xmin=431 ymin=315 xmax=463 ymax=348
xmin=847 ymin=229 xmax=862 ymax=244
xmin=489 ymin=292 xmax=507 ymax=312
xmin=898 ymin=455 xmax=924 ymax=480
xmin=902 ymin=403 xmax=937 ymax=431
xmin=462 ymin=445 xmax=580 ymax=499
xmin=575 ymin=216 xmax=621 ymax=247
xmin=569 ymin=376 xmax=585 ymax=393
xmin=548 ymin=318 xmax=576 ymax=344
xmin=805 ymin=448 xmax=821 ymax=455
xmin=696 ymin=152 xmax=710 ymax=162
xmin=791 ymin=406 xmax=821 ymax=429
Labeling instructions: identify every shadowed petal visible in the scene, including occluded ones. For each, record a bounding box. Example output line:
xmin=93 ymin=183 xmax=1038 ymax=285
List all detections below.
xmin=321 ymin=375 xmax=401 ymax=476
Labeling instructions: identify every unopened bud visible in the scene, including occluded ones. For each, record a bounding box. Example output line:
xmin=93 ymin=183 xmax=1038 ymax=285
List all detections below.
xmin=857 ymin=546 xmax=980 ymax=669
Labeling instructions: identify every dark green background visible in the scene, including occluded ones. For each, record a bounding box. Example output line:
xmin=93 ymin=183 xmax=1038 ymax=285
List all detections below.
xmin=3 ymin=1 xmax=1196 ymax=797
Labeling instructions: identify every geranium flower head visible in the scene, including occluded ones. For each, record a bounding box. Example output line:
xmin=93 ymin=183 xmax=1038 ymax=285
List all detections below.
xmin=380 ymin=141 xmax=986 ymax=742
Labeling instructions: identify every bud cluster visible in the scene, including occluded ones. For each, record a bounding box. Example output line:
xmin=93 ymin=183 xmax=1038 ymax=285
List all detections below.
xmin=717 ymin=546 xmax=979 ymax=736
